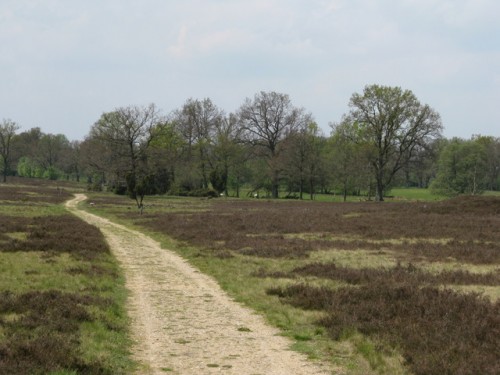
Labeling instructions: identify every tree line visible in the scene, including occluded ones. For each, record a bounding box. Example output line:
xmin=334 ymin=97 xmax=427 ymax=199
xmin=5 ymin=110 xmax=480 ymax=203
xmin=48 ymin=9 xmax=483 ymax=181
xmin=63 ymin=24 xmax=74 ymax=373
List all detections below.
xmin=1 ymin=85 xmax=499 ymax=204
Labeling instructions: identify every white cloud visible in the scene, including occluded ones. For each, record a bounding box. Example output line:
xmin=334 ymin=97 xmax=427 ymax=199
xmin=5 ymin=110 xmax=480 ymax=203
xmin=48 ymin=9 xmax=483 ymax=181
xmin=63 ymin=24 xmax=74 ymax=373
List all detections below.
xmin=0 ymin=0 xmax=498 ymax=139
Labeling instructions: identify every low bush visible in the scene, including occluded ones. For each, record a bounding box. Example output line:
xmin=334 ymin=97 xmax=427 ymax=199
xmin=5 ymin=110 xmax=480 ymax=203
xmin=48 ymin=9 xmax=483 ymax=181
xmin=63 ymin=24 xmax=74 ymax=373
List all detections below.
xmin=290 ymin=262 xmax=500 ymax=286
xmin=0 ymin=291 xmax=109 ymax=375
xmin=0 ymin=214 xmax=109 ymax=260
xmin=268 ymin=283 xmax=500 ymax=375
xmin=113 ymin=194 xmax=500 ymax=374
xmin=138 ymin=196 xmax=500 ymax=264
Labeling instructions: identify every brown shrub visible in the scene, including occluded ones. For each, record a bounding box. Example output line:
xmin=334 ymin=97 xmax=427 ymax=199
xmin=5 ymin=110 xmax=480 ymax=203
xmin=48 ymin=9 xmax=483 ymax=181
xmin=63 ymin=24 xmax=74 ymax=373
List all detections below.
xmin=268 ymin=283 xmax=500 ymax=375
xmin=0 ymin=182 xmax=72 ymax=205
xmin=0 ymin=290 xmax=108 ymax=374
xmin=138 ymin=196 xmax=500 ymax=263
xmin=290 ymin=262 xmax=500 ymax=286
xmin=0 ymin=214 xmax=109 ymax=260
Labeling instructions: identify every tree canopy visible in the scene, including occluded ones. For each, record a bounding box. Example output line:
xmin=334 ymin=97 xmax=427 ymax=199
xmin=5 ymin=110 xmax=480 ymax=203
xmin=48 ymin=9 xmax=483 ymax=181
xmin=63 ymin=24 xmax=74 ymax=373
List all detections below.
xmin=2 ymin=87 xmax=499 ymax=202
xmin=340 ymin=84 xmax=443 ymax=201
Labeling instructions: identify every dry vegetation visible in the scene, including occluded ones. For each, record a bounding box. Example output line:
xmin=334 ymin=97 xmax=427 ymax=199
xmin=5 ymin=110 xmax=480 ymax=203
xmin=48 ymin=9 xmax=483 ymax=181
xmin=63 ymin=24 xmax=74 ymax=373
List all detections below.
xmin=0 ymin=180 xmax=132 ymax=374
xmin=119 ymin=195 xmax=500 ymax=375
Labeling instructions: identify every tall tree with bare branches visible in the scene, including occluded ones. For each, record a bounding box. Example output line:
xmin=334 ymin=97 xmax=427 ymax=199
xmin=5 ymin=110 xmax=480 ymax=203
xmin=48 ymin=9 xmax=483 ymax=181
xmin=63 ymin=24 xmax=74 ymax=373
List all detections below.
xmin=90 ymin=103 xmax=163 ymax=208
xmin=237 ymin=91 xmax=312 ymax=198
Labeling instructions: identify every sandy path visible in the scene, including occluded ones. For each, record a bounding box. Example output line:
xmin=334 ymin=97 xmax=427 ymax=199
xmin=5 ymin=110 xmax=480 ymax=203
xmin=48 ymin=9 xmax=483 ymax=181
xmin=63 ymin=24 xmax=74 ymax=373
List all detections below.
xmin=66 ymin=194 xmax=333 ymax=375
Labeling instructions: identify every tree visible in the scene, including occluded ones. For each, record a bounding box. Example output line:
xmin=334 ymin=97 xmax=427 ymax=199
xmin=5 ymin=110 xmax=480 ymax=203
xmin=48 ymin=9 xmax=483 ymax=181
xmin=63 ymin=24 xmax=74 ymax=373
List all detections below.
xmin=431 ymin=137 xmax=493 ymax=196
xmin=90 ymin=104 xmax=162 ymax=208
xmin=341 ymin=84 xmax=443 ymax=201
xmin=210 ymin=113 xmax=249 ymax=196
xmin=475 ymin=136 xmax=500 ymax=191
xmin=329 ymin=121 xmax=372 ymax=201
xmin=282 ymin=122 xmax=324 ymax=200
xmin=36 ymin=133 xmax=70 ymax=179
xmin=173 ymin=98 xmax=223 ymax=191
xmin=61 ymin=141 xmax=82 ymax=181
xmin=148 ymin=120 xmax=185 ymax=194
xmin=0 ymin=119 xmax=20 ymax=182
xmin=238 ymin=91 xmax=312 ymax=198
xmin=401 ymin=138 xmax=445 ymax=188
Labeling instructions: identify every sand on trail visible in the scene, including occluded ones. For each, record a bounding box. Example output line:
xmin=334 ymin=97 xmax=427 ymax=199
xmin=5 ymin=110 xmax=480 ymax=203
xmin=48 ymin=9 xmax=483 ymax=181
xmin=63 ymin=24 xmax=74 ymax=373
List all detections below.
xmin=66 ymin=194 xmax=333 ymax=375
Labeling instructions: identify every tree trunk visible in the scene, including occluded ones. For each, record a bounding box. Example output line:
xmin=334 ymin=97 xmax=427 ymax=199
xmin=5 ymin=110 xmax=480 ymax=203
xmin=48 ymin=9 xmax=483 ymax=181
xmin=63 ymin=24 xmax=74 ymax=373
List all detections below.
xmin=271 ymin=170 xmax=279 ymax=199
xmin=375 ymin=179 xmax=384 ymax=202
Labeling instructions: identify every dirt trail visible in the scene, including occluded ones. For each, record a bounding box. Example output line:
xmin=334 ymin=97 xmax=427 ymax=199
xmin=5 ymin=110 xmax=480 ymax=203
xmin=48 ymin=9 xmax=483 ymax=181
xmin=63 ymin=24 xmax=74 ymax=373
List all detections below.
xmin=66 ymin=194 xmax=333 ymax=375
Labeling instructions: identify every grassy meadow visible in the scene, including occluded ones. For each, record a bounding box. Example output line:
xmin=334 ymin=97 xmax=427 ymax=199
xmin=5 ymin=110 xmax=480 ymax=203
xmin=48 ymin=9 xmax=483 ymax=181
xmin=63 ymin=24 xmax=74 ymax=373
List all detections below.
xmin=0 ymin=178 xmax=134 ymax=375
xmin=83 ymin=191 xmax=500 ymax=375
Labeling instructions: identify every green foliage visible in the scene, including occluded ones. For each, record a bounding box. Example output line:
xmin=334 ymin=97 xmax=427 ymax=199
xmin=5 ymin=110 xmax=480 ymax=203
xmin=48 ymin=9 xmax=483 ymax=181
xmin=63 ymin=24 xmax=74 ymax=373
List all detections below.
xmin=209 ymin=167 xmax=227 ymax=194
xmin=17 ymin=156 xmax=62 ymax=180
xmin=431 ymin=137 xmax=492 ymax=196
xmin=341 ymin=84 xmax=443 ymax=201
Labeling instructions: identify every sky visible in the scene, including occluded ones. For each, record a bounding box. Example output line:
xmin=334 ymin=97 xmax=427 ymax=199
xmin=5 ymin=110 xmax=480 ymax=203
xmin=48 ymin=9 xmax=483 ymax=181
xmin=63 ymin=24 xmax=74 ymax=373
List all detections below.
xmin=1 ymin=0 xmax=499 ymax=141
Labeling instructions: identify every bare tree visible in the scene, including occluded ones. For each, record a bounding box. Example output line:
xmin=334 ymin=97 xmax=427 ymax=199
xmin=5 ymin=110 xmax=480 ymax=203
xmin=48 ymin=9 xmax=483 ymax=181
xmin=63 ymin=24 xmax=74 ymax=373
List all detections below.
xmin=90 ymin=103 xmax=163 ymax=208
xmin=282 ymin=122 xmax=323 ymax=200
xmin=237 ymin=91 xmax=311 ymax=198
xmin=173 ymin=98 xmax=223 ymax=189
xmin=0 ymin=119 xmax=20 ymax=182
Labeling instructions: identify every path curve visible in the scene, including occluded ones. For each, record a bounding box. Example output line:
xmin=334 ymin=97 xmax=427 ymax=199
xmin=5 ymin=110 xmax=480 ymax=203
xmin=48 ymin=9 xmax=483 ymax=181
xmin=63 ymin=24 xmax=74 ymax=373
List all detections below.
xmin=66 ymin=194 xmax=333 ymax=375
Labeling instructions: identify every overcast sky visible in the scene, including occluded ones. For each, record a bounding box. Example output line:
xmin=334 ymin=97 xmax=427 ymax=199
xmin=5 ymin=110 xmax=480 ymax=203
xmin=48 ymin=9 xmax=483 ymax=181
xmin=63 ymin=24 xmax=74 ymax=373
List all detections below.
xmin=1 ymin=0 xmax=499 ymax=141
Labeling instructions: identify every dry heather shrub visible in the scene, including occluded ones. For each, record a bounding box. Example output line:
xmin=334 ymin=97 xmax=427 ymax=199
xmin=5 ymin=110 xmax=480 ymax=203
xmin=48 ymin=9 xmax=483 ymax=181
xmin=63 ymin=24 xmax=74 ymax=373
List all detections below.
xmin=268 ymin=283 xmax=500 ymax=375
xmin=0 ymin=290 xmax=108 ymax=374
xmin=290 ymin=262 xmax=500 ymax=286
xmin=0 ymin=214 xmax=109 ymax=260
xmin=139 ymin=196 xmax=500 ymax=263
xmin=0 ymin=184 xmax=72 ymax=205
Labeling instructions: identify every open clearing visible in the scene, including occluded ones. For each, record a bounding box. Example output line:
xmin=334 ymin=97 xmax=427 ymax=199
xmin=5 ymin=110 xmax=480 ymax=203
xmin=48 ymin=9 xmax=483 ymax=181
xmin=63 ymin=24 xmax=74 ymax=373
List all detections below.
xmin=66 ymin=194 xmax=332 ymax=375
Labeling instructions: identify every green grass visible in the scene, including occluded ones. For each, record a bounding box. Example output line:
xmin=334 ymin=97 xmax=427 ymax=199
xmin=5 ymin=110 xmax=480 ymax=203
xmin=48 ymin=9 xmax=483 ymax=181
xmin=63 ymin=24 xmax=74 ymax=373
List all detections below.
xmin=0 ymin=182 xmax=135 ymax=374
xmin=79 ymin=193 xmax=406 ymax=374
xmin=389 ymin=187 xmax=445 ymax=200
xmin=80 ymin=191 xmax=500 ymax=375
xmin=226 ymin=185 xmax=448 ymax=202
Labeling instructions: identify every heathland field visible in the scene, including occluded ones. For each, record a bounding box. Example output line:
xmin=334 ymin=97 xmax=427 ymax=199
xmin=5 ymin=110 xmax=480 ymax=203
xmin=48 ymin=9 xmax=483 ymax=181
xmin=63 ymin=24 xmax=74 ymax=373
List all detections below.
xmin=0 ymin=179 xmax=134 ymax=374
xmin=86 ymin=192 xmax=500 ymax=375
xmin=1 ymin=179 xmax=499 ymax=375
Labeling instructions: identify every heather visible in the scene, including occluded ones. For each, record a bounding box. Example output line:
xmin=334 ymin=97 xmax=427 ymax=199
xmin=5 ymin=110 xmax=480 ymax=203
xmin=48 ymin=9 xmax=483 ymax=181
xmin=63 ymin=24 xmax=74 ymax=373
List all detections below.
xmin=122 ymin=194 xmax=500 ymax=375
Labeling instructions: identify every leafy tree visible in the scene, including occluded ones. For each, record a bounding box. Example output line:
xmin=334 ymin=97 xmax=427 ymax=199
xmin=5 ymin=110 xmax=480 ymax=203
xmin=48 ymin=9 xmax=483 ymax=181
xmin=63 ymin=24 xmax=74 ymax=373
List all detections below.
xmin=329 ymin=121 xmax=372 ymax=201
xmin=431 ymin=137 xmax=492 ymax=196
xmin=210 ymin=113 xmax=249 ymax=195
xmin=148 ymin=121 xmax=184 ymax=194
xmin=237 ymin=91 xmax=312 ymax=198
xmin=36 ymin=133 xmax=70 ymax=179
xmin=401 ymin=138 xmax=445 ymax=188
xmin=341 ymin=84 xmax=443 ymax=201
xmin=475 ymin=135 xmax=500 ymax=191
xmin=0 ymin=119 xmax=20 ymax=182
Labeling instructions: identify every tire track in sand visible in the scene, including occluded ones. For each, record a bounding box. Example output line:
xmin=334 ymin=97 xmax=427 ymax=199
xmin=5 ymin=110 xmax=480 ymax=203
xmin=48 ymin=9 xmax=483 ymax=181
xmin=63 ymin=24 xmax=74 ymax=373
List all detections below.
xmin=66 ymin=194 xmax=333 ymax=375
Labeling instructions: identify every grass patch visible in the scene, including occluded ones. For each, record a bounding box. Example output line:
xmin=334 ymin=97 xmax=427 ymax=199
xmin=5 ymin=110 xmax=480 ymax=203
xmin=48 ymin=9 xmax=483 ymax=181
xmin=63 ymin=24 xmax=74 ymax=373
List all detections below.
xmin=82 ymin=192 xmax=500 ymax=375
xmin=0 ymin=181 xmax=134 ymax=374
